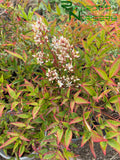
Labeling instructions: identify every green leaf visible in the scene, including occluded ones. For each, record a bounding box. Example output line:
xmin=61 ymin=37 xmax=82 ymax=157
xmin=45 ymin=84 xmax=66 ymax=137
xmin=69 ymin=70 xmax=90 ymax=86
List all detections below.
xmin=96 ymin=36 xmax=101 ymax=48
xmin=100 ymin=29 xmax=105 ymax=42
xmin=16 ymin=114 xmax=30 ymax=119
xmin=46 ymin=122 xmax=58 ymax=132
xmin=19 ymin=144 xmax=25 ymax=157
xmin=0 ymin=103 xmax=5 ymax=117
xmin=48 ymin=126 xmax=59 ymax=136
xmin=108 ymin=139 xmax=120 ymax=154
xmin=109 ymin=95 xmax=120 ymax=103
xmin=100 ymin=141 xmax=107 ymax=155
xmin=66 ymin=87 xmax=70 ymax=98
xmin=0 ymin=74 xmax=3 ymax=83
xmin=98 ymin=89 xmax=111 ymax=100
xmin=107 ymin=120 xmax=120 ymax=127
xmin=22 ymin=50 xmax=27 ymax=62
xmin=11 ymin=122 xmax=26 ymax=128
xmin=56 ymin=5 xmax=61 ymax=15
xmin=57 ymin=150 xmax=65 ymax=160
xmin=91 ymin=130 xmax=107 ymax=142
xmin=19 ymin=135 xmax=30 ymax=141
xmin=85 ymin=54 xmax=92 ymax=67
xmin=5 ymin=50 xmax=25 ymax=62
xmin=62 ymin=122 xmax=70 ymax=128
xmin=63 ymin=148 xmax=75 ymax=160
xmin=74 ymin=97 xmax=90 ymax=104
xmin=32 ymin=105 xmax=41 ymax=119
xmin=57 ymin=128 xmax=64 ymax=144
xmin=0 ymin=137 xmax=18 ymax=149
xmin=7 ymin=85 xmax=17 ymax=99
xmin=7 ymin=132 xmax=19 ymax=137
xmin=69 ymin=117 xmax=83 ymax=124
xmin=60 ymin=99 xmax=68 ymax=105
xmin=117 ymin=135 xmax=120 ymax=144
xmin=87 ymin=31 xmax=100 ymax=46
xmin=81 ymin=131 xmax=91 ymax=147
xmin=13 ymin=141 xmax=19 ymax=153
xmin=47 ymin=3 xmax=51 ymax=12
xmin=109 ymin=55 xmax=120 ymax=78
xmin=82 ymin=85 xmax=97 ymax=96
xmin=65 ymin=129 xmax=72 ymax=150
xmin=43 ymin=152 xmax=56 ymax=159
xmin=106 ymin=102 xmax=113 ymax=111
xmin=16 ymin=91 xmax=22 ymax=99
xmin=73 ymin=90 xmax=81 ymax=99
xmin=11 ymin=101 xmax=19 ymax=111
xmin=93 ymin=67 xmax=108 ymax=80
xmin=106 ymin=131 xmax=119 ymax=139
xmin=98 ymin=46 xmax=113 ymax=57
xmin=84 ymin=111 xmax=91 ymax=120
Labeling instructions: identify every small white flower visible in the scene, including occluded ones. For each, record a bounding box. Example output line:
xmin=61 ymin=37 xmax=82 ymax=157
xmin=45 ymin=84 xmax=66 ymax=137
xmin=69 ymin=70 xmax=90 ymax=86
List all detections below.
xmin=66 ymin=81 xmax=72 ymax=87
xmin=65 ymin=63 xmax=73 ymax=71
xmin=58 ymin=80 xmax=63 ymax=87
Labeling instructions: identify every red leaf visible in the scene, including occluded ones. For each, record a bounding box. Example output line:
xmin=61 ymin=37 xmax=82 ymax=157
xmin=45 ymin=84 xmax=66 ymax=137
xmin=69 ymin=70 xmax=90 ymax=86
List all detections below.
xmin=91 ymin=131 xmax=107 ymax=142
xmin=89 ymin=139 xmax=96 ymax=159
xmin=105 ymin=0 xmax=110 ymax=5
xmin=70 ymin=100 xmax=75 ymax=113
xmin=17 ymin=16 xmax=21 ymax=21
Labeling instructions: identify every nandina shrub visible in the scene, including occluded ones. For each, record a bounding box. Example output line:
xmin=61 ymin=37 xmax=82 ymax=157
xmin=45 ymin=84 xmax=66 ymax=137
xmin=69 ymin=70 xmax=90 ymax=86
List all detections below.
xmin=0 ymin=0 xmax=120 ymax=159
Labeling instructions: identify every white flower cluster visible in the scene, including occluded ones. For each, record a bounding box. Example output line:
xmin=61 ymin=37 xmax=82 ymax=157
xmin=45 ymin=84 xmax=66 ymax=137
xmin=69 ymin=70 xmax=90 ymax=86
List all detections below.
xmin=51 ymin=36 xmax=80 ymax=72
xmin=32 ymin=17 xmax=49 ymax=45
xmin=46 ymin=69 xmax=58 ymax=82
xmin=32 ymin=51 xmax=44 ymax=65
xmin=58 ymin=75 xmax=81 ymax=88
xmin=46 ymin=69 xmax=81 ymax=88
xmin=32 ymin=19 xmax=81 ymax=88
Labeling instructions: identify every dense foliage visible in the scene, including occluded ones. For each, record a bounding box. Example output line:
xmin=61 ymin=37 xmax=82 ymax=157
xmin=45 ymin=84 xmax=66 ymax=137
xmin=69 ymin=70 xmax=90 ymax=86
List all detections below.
xmin=0 ymin=0 xmax=120 ymax=159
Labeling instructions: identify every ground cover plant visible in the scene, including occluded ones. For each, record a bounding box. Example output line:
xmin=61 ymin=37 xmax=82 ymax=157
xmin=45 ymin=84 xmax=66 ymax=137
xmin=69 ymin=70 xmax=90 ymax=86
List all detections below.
xmin=0 ymin=0 xmax=120 ymax=159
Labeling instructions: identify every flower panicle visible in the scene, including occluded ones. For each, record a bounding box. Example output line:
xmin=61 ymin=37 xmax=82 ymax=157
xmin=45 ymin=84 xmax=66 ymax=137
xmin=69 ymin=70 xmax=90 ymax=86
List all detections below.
xmin=32 ymin=19 xmax=81 ymax=88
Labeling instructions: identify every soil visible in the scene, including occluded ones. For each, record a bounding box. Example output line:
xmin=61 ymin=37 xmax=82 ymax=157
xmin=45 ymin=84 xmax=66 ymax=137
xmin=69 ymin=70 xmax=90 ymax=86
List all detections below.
xmin=0 ymin=141 xmax=120 ymax=160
